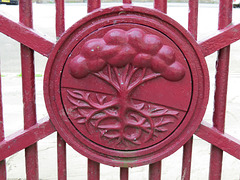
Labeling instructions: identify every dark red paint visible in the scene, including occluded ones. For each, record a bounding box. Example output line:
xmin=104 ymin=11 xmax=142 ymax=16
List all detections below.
xmin=55 ymin=1 xmax=67 ymax=179
xmin=209 ymin=0 xmax=233 ymax=178
xmin=0 ymin=0 xmax=238 ymax=179
xmin=44 ymin=6 xmax=209 ymax=167
xmin=64 ymin=27 xmax=188 ymax=151
xmin=0 ymin=14 xmax=54 ymax=57
xmin=19 ymin=0 xmax=39 ymax=178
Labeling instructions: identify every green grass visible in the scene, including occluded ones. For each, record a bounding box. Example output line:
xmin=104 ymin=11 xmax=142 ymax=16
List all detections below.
xmin=17 ymin=73 xmax=43 ymax=77
xmin=35 ymin=74 xmax=43 ymax=77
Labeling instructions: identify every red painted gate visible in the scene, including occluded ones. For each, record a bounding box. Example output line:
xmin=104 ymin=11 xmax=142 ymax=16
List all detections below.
xmin=0 ymin=0 xmax=240 ymax=179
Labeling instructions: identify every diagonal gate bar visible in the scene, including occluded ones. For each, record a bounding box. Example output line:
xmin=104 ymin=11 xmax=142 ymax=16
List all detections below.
xmin=0 ymin=14 xmax=55 ymax=57
xmin=0 ymin=117 xmax=56 ymax=161
xmin=199 ymin=23 xmax=240 ymax=57
xmin=195 ymin=121 xmax=240 ymax=160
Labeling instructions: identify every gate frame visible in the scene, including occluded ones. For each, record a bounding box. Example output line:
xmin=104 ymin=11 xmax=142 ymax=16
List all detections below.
xmin=1 ymin=0 xmax=240 ymax=179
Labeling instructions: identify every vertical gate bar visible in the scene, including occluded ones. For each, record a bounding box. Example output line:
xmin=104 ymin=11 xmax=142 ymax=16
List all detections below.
xmin=57 ymin=134 xmax=67 ymax=180
xmin=123 ymin=0 xmax=131 ymax=4
xmin=0 ymin=160 xmax=6 ymax=180
xmin=56 ymin=0 xmax=65 ymax=39
xmin=187 ymin=0 xmax=198 ymax=40
xmin=182 ymin=137 xmax=193 ymax=180
xmin=19 ymin=0 xmax=39 ymax=179
xmin=149 ymin=161 xmax=161 ymax=180
xmin=87 ymin=0 xmax=101 ymax=13
xmin=209 ymin=47 xmax=231 ymax=180
xmin=55 ymin=0 xmax=67 ymax=179
xmin=86 ymin=1 xmax=101 ymax=178
xmin=209 ymin=0 xmax=232 ymax=179
xmin=87 ymin=2 xmax=101 ymax=179
xmin=120 ymin=167 xmax=129 ymax=180
xmin=88 ymin=159 xmax=100 ymax=180
xmin=154 ymin=0 xmax=167 ymax=13
xmin=181 ymin=1 xmax=198 ymax=180
xmin=0 ymin=68 xmax=6 ymax=179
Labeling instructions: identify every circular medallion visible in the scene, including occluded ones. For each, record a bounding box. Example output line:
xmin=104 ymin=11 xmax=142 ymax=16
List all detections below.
xmin=44 ymin=6 xmax=209 ymax=167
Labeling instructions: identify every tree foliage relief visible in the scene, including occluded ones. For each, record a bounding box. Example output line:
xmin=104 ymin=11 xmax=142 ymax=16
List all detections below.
xmin=66 ymin=28 xmax=186 ymax=148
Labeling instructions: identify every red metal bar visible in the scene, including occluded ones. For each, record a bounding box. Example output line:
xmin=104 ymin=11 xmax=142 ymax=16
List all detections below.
xmin=57 ymin=134 xmax=67 ymax=180
xmin=149 ymin=161 xmax=161 ymax=180
xmin=154 ymin=0 xmax=167 ymax=13
xmin=0 ymin=160 xmax=6 ymax=180
xmin=199 ymin=23 xmax=240 ymax=57
xmin=87 ymin=0 xmax=101 ymax=13
xmin=88 ymin=159 xmax=100 ymax=180
xmin=0 ymin=65 xmax=6 ymax=179
xmin=19 ymin=0 xmax=39 ymax=178
xmin=195 ymin=121 xmax=240 ymax=160
xmin=0 ymin=117 xmax=55 ymax=161
xmin=55 ymin=1 xmax=67 ymax=179
xmin=182 ymin=137 xmax=193 ymax=180
xmin=0 ymin=14 xmax=54 ymax=57
xmin=218 ymin=0 xmax=232 ymax=30
xmin=188 ymin=0 xmax=198 ymax=39
xmin=86 ymin=2 xmax=103 ymax=179
xmin=120 ymin=167 xmax=129 ymax=180
xmin=209 ymin=0 xmax=232 ymax=179
xmin=209 ymin=47 xmax=230 ymax=180
xmin=87 ymin=2 xmax=101 ymax=179
xmin=25 ymin=144 xmax=38 ymax=179
xmin=181 ymin=1 xmax=198 ymax=179
xmin=56 ymin=0 xmax=65 ymax=39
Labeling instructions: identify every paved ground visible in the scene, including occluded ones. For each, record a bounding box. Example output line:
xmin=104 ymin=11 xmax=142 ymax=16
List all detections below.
xmin=1 ymin=2 xmax=240 ymax=179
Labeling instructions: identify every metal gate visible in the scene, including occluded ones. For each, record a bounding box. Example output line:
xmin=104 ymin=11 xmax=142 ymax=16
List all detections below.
xmin=1 ymin=0 xmax=240 ymax=179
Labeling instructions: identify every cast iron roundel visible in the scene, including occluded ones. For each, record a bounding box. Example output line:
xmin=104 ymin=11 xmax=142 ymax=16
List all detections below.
xmin=44 ymin=6 xmax=209 ymax=167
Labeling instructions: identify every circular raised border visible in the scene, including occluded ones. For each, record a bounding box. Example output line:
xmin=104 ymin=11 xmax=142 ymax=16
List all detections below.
xmin=44 ymin=5 xmax=209 ymax=167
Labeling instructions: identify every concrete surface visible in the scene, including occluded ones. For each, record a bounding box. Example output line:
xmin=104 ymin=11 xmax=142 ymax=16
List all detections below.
xmin=1 ymin=2 xmax=240 ymax=179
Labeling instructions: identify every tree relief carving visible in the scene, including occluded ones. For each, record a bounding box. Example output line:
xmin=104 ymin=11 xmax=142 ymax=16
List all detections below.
xmin=63 ymin=28 xmax=188 ymax=150
xmin=69 ymin=28 xmax=185 ymax=81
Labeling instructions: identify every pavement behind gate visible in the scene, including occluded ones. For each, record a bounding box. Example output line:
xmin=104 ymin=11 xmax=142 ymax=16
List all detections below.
xmin=1 ymin=2 xmax=240 ymax=180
